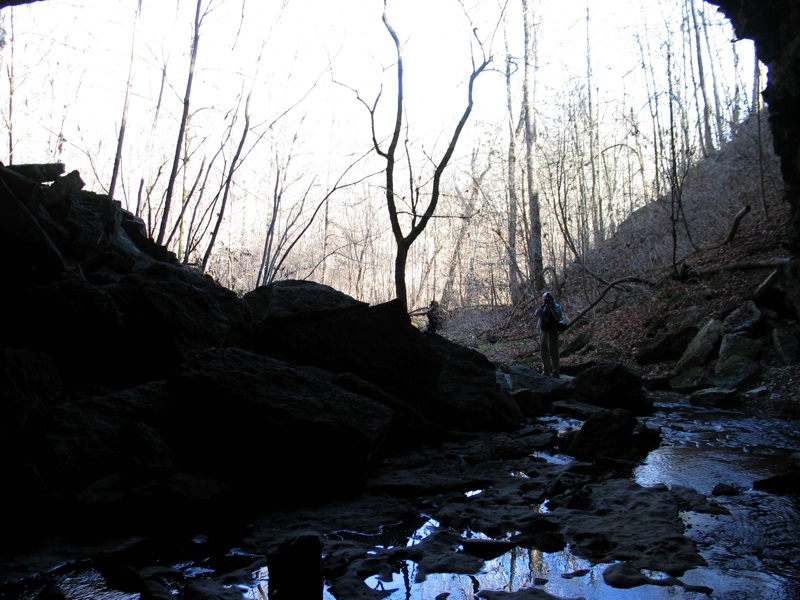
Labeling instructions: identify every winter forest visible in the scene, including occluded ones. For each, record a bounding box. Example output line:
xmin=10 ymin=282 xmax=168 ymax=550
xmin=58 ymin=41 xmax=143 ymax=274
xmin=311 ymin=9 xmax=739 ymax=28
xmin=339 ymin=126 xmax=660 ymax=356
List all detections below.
xmin=0 ymin=0 xmax=765 ymax=315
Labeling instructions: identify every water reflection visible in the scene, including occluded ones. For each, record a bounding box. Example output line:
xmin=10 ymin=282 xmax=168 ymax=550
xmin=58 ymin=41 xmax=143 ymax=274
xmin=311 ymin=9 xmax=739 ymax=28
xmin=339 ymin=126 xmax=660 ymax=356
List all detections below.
xmin=309 ymin=399 xmax=800 ymax=600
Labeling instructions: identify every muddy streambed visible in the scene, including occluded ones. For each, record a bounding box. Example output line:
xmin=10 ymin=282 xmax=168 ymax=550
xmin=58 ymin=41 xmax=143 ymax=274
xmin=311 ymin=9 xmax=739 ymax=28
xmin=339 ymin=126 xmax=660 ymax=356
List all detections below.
xmin=2 ymin=397 xmax=799 ymax=599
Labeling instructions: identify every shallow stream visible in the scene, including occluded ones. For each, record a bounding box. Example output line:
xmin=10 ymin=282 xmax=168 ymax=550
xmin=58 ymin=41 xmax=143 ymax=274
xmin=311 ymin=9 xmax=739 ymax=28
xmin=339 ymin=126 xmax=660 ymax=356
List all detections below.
xmin=309 ymin=396 xmax=800 ymax=600
xmin=3 ymin=397 xmax=799 ymax=599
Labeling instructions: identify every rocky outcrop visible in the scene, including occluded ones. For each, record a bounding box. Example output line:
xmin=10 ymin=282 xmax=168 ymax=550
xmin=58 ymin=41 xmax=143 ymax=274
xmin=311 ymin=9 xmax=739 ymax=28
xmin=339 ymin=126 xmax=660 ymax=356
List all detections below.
xmin=708 ymin=0 xmax=800 ymax=250
xmin=0 ymin=162 xmax=529 ymax=540
xmin=1 ymin=164 xmax=682 ymax=597
xmin=630 ymin=290 xmax=800 ymax=404
xmin=1 ymin=162 xmax=650 ymax=544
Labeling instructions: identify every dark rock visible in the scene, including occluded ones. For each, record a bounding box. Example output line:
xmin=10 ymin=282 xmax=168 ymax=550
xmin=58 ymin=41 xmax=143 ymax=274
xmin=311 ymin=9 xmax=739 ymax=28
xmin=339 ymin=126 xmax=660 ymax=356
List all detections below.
xmin=506 ymin=365 xmax=576 ymax=414
xmin=572 ymin=361 xmax=652 ymax=415
xmin=712 ymin=483 xmax=741 ymax=496
xmin=669 ymin=365 xmax=714 ymax=393
xmin=689 ymin=386 xmax=740 ymax=407
xmin=676 ymin=319 xmax=723 ymax=373
xmin=773 ymin=327 xmax=800 ymax=364
xmin=718 ymin=332 xmax=763 ymax=363
xmin=5 ymin=162 xmax=65 ymax=183
xmin=242 ymin=279 xmax=367 ymax=323
xmin=712 ymin=355 xmax=762 ymax=390
xmin=753 ymin=471 xmax=800 ymax=495
xmin=558 ymin=408 xmax=662 ymax=462
xmin=425 ymin=333 xmax=524 ymax=431
xmin=163 ymin=348 xmax=394 ymax=507
xmin=550 ymin=399 xmax=608 ymax=420
xmin=250 ymin=296 xmax=442 ymax=411
xmin=108 ymin=262 xmax=252 ymax=385
xmin=722 ymin=300 xmax=762 ymax=334
xmin=635 ymin=306 xmax=706 ymax=365
xmin=267 ymin=534 xmax=322 ymax=599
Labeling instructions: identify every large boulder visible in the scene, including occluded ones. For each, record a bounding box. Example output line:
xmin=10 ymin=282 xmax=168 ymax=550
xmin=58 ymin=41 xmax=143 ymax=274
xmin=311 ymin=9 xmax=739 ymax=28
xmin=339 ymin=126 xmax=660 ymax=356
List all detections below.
xmin=163 ymin=348 xmax=394 ymax=506
xmin=107 ymin=262 xmax=253 ymax=385
xmin=572 ymin=361 xmax=653 ymax=415
xmin=249 ymin=292 xmax=442 ymax=411
xmin=425 ymin=333 xmax=523 ymax=431
xmin=558 ymin=408 xmax=662 ymax=462
xmin=676 ymin=319 xmax=724 ymax=373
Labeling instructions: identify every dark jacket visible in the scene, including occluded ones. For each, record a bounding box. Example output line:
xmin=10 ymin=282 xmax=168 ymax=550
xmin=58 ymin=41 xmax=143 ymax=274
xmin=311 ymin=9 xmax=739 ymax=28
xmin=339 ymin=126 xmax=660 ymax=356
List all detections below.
xmin=534 ymin=301 xmax=563 ymax=332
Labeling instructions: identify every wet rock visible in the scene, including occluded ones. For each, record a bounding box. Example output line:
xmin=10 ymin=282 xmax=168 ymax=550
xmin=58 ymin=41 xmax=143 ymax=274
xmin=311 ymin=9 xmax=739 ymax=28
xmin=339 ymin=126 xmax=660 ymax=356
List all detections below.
xmin=753 ymin=471 xmax=800 ymax=495
xmin=712 ymin=483 xmax=741 ymax=496
xmin=548 ymin=478 xmax=709 ymax=576
xmin=476 ymin=588 xmax=582 ymax=599
xmin=602 ymin=561 xmax=681 ymax=589
xmin=743 ymin=385 xmax=770 ymax=398
xmin=558 ymin=408 xmax=661 ymax=462
xmin=550 ymin=399 xmax=607 ymax=420
xmin=267 ymin=534 xmax=322 ymax=599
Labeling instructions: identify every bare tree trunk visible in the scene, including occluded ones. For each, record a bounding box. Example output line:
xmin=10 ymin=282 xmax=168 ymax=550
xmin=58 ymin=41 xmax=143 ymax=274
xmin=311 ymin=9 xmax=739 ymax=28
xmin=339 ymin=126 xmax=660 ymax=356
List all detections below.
xmin=731 ymin=39 xmax=741 ymax=128
xmin=699 ymin=0 xmax=725 ymax=143
xmin=636 ymin=30 xmax=664 ymax=201
xmin=689 ymin=0 xmax=714 ymax=156
xmin=440 ymin=150 xmax=488 ymax=310
xmin=504 ymin=34 xmax=522 ymax=304
xmin=584 ymin=1 xmax=603 ymax=247
xmin=5 ymin=8 xmax=14 ymax=164
xmin=752 ymin=45 xmax=761 ymax=114
xmin=202 ymin=94 xmax=249 ymax=272
xmin=157 ymin=0 xmax=203 ymax=246
xmin=521 ymin=0 xmax=544 ymax=294
xmin=108 ymin=0 xmax=142 ymax=202
xmin=369 ymin=2 xmax=489 ymax=311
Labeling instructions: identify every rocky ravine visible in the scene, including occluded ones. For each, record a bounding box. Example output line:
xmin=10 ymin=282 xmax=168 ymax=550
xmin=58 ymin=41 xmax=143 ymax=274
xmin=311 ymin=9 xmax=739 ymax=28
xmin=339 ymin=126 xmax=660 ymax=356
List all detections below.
xmin=0 ymin=162 xmax=739 ymax=599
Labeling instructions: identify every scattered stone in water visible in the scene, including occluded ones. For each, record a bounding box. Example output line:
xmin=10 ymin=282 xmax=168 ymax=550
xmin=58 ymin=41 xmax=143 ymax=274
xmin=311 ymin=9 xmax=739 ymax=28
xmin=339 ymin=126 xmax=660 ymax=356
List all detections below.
xmin=561 ymin=568 xmax=590 ymax=579
xmin=712 ymin=482 xmax=741 ymax=496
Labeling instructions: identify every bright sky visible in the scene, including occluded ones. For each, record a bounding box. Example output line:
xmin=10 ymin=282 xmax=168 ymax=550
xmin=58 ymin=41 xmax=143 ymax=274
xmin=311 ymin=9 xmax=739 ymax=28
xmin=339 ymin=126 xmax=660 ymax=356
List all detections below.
xmin=1 ymin=0 xmax=755 ymax=197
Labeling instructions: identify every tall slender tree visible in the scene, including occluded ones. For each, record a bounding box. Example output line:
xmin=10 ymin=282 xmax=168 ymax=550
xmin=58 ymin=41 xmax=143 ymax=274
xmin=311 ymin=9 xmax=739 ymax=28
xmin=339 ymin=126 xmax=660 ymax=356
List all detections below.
xmin=157 ymin=0 xmax=203 ymax=246
xmin=367 ymin=0 xmax=490 ymax=311
xmin=108 ymin=0 xmax=142 ymax=202
xmin=521 ymin=0 xmax=544 ymax=294
xmin=504 ymin=27 xmax=523 ymax=304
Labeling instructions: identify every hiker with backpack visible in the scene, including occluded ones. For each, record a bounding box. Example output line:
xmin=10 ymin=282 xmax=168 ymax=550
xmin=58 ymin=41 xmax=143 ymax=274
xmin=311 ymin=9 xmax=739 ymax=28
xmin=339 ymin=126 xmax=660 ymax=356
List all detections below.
xmin=534 ymin=291 xmax=564 ymax=378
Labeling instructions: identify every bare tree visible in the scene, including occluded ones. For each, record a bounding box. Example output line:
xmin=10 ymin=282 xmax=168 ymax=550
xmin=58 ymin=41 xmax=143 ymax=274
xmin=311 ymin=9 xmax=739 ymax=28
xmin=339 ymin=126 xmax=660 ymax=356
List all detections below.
xmin=201 ymin=93 xmax=250 ymax=272
xmin=688 ymin=0 xmax=714 ymax=156
xmin=362 ymin=0 xmax=490 ymax=311
xmin=504 ymin=25 xmax=523 ymax=304
xmin=3 ymin=8 xmax=13 ymax=163
xmin=521 ymin=0 xmax=544 ymax=294
xmin=156 ymin=0 xmax=204 ymax=246
xmin=108 ymin=0 xmax=142 ymax=202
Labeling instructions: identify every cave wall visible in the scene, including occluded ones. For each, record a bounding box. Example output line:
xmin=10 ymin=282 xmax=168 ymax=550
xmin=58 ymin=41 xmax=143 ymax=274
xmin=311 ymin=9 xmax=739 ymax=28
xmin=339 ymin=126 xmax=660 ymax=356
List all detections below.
xmin=707 ymin=0 xmax=800 ymax=249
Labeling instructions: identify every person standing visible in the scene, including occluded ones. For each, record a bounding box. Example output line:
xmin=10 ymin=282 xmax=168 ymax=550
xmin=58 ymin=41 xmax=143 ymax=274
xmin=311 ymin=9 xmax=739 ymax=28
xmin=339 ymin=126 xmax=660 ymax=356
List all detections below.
xmin=534 ymin=291 xmax=563 ymax=377
xmin=426 ymin=300 xmax=443 ymax=334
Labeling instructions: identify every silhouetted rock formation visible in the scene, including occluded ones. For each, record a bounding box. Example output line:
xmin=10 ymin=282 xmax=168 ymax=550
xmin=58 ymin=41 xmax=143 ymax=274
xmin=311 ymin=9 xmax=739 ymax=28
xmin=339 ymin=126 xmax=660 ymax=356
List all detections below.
xmin=0 ymin=162 xmax=530 ymax=543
